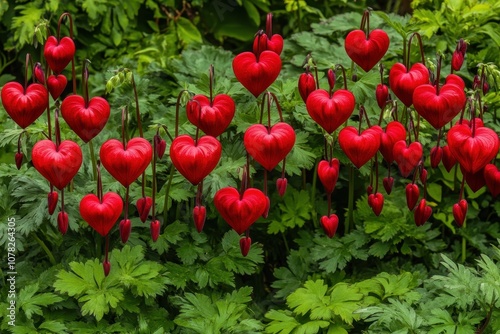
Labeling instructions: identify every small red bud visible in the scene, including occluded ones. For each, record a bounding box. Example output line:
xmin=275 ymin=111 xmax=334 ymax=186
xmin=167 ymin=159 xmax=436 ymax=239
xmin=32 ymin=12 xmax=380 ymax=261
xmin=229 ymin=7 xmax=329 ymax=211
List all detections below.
xmin=382 ymin=176 xmax=394 ymax=195
xmin=414 ymin=199 xmax=432 ymax=226
xmin=430 ymin=147 xmax=443 ymax=169
xmin=34 ymin=62 xmax=45 ymax=84
xmin=298 ymin=72 xmax=316 ymax=103
xmin=442 ymin=145 xmax=457 ymax=172
xmin=376 ymin=84 xmax=389 ymax=109
xmin=57 ymin=211 xmax=69 ymax=235
xmin=103 ymin=260 xmax=111 ymax=276
xmin=193 ymin=205 xmax=206 ymax=233
xmin=473 ymin=75 xmax=481 ymax=90
xmin=136 ymin=197 xmax=153 ymax=223
xmin=276 ymin=177 xmax=287 ymax=197
xmin=366 ymin=185 xmax=373 ymax=196
xmin=47 ymin=191 xmax=58 ymax=215
xmin=119 ymin=219 xmax=131 ymax=243
xmin=451 ymin=51 xmax=464 ymax=72
xmin=239 ymin=236 xmax=252 ymax=257
xmin=405 ymin=183 xmax=420 ymax=211
xmin=15 ymin=152 xmax=23 ymax=169
xmin=483 ymin=81 xmax=489 ymax=95
xmin=453 ymin=199 xmax=468 ymax=227
xmin=327 ymin=69 xmax=335 ymax=91
xmin=154 ymin=134 xmax=167 ymax=159
xmin=458 ymin=38 xmax=467 ymax=55
xmin=150 ymin=219 xmax=161 ymax=242
xmin=419 ymin=168 xmax=428 ymax=184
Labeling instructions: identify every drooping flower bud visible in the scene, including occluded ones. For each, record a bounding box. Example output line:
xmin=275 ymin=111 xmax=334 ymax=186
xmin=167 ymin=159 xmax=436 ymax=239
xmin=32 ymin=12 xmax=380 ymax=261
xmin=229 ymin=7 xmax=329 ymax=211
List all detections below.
xmin=276 ymin=177 xmax=287 ymax=197
xmin=119 ymin=219 xmax=131 ymax=243
xmin=15 ymin=152 xmax=23 ymax=170
xmin=419 ymin=168 xmax=428 ymax=185
xmin=154 ymin=134 xmax=167 ymax=159
xmin=47 ymin=191 xmax=58 ymax=215
xmin=193 ymin=205 xmax=206 ymax=233
xmin=383 ymin=176 xmax=394 ymax=195
xmin=320 ymin=214 xmax=339 ymax=238
xmin=452 ymin=199 xmax=467 ymax=227
xmin=136 ymin=197 xmax=153 ymax=223
xmin=57 ymin=211 xmax=69 ymax=235
xmin=376 ymin=84 xmax=389 ymax=108
xmin=414 ymin=199 xmax=432 ymax=226
xmin=327 ymin=69 xmax=335 ymax=91
xmin=34 ymin=62 xmax=45 ymax=84
xmin=239 ymin=236 xmax=252 ymax=257
xmin=298 ymin=71 xmax=316 ymax=103
xmin=451 ymin=51 xmax=464 ymax=72
xmin=430 ymin=146 xmax=443 ymax=168
xmin=103 ymin=260 xmax=111 ymax=276
xmin=405 ymin=183 xmax=420 ymax=211
xmin=150 ymin=219 xmax=161 ymax=242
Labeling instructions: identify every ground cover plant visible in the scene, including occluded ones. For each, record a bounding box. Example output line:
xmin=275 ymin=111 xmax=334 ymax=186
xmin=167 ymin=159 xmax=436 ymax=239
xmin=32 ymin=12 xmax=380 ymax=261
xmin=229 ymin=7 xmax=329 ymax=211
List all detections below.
xmin=1 ymin=0 xmax=500 ymax=333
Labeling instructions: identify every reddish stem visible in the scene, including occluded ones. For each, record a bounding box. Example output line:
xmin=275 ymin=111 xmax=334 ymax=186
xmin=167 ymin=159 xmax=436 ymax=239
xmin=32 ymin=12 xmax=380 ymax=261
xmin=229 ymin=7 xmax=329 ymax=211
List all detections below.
xmin=266 ymin=13 xmax=273 ymax=37
xmin=57 ymin=13 xmax=76 ymax=94
xmin=407 ymin=32 xmax=426 ymax=69
xmin=335 ymin=64 xmax=348 ymax=90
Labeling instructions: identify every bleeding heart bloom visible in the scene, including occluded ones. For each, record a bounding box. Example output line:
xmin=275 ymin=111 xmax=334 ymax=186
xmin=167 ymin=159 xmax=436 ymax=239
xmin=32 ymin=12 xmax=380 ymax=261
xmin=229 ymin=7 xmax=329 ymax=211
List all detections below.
xmin=1 ymin=82 xmax=48 ymax=129
xmin=276 ymin=177 xmax=288 ymax=197
xmin=430 ymin=146 xmax=443 ymax=168
xmin=389 ymin=62 xmax=429 ymax=107
xmin=368 ymin=192 xmax=384 ymax=216
xmin=376 ymin=84 xmax=389 ymax=108
xmin=232 ymin=51 xmax=281 ymax=97
xmin=338 ymin=126 xmax=380 ymax=169
xmin=442 ymin=145 xmax=457 ymax=172
xmin=44 ymin=36 xmax=76 ymax=74
xmin=214 ymin=187 xmax=267 ymax=234
xmin=47 ymin=74 xmax=67 ymax=100
xmin=80 ymin=192 xmax=123 ymax=236
xmin=136 ymin=197 xmax=153 ymax=223
xmin=306 ymin=89 xmax=355 ymax=134
xmin=318 ymin=158 xmax=340 ymax=194
xmin=484 ymin=164 xmax=500 ymax=198
xmin=253 ymin=31 xmax=284 ymax=57
xmin=186 ymin=94 xmax=235 ymax=137
xmin=461 ymin=166 xmax=486 ymax=193
xmin=393 ymin=140 xmax=423 ymax=178
xmin=379 ymin=121 xmax=406 ymax=164
xmin=320 ymin=214 xmax=339 ymax=238
xmin=244 ymin=122 xmax=295 ymax=171
xmin=414 ymin=199 xmax=432 ymax=226
xmin=169 ymin=135 xmax=222 ymax=185
xmin=344 ymin=29 xmax=390 ymax=72
xmin=383 ymin=176 xmax=394 ymax=195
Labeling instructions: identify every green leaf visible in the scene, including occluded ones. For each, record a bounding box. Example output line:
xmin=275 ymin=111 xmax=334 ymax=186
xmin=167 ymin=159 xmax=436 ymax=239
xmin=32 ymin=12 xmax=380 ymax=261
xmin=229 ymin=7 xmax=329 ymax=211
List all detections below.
xmin=328 ymin=283 xmax=363 ymax=325
xmin=38 ymin=320 xmax=67 ymax=333
xmin=287 ymin=279 xmax=331 ymax=320
xmin=243 ymin=1 xmax=260 ymax=26
xmin=18 ymin=283 xmax=63 ymax=319
xmin=176 ymin=17 xmax=202 ymax=45
xmin=268 ymin=187 xmax=312 ymax=234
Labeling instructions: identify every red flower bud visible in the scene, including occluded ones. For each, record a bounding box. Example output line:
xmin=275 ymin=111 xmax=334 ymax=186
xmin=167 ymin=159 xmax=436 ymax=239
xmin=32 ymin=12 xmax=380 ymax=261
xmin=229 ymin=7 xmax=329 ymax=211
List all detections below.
xmin=452 ymin=199 xmax=467 ymax=227
xmin=327 ymin=69 xmax=335 ymax=91
xmin=15 ymin=152 xmax=23 ymax=170
xmin=47 ymin=191 xmax=58 ymax=215
xmin=366 ymin=185 xmax=373 ymax=196
xmin=430 ymin=146 xmax=443 ymax=169
xmin=150 ymin=219 xmax=161 ymax=242
xmin=119 ymin=219 xmax=131 ymax=243
xmin=103 ymin=260 xmax=111 ymax=276
xmin=405 ymin=183 xmax=420 ymax=211
xmin=34 ymin=62 xmax=45 ymax=84
xmin=136 ymin=196 xmax=153 ymax=223
xmin=193 ymin=205 xmax=206 ymax=233
xmin=419 ymin=168 xmax=428 ymax=185
xmin=298 ymin=72 xmax=316 ymax=103
xmin=154 ymin=134 xmax=167 ymax=159
xmin=376 ymin=84 xmax=389 ymax=108
xmin=239 ymin=236 xmax=252 ymax=257
xmin=57 ymin=211 xmax=69 ymax=235
xmin=383 ymin=176 xmax=394 ymax=195
xmin=276 ymin=177 xmax=287 ymax=197
xmin=414 ymin=199 xmax=432 ymax=226
xmin=451 ymin=51 xmax=464 ymax=72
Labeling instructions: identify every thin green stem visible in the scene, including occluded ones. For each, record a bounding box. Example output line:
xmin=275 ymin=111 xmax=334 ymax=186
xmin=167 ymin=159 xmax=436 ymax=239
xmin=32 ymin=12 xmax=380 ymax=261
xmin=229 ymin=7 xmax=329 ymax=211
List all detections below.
xmin=88 ymin=140 xmax=97 ymax=181
xmin=347 ymin=165 xmax=355 ymax=234
xmin=33 ymin=233 xmax=56 ymax=266
xmin=163 ymin=164 xmax=175 ymax=223
xmin=281 ymin=231 xmax=290 ymax=253
xmin=462 ymin=220 xmax=467 ymax=263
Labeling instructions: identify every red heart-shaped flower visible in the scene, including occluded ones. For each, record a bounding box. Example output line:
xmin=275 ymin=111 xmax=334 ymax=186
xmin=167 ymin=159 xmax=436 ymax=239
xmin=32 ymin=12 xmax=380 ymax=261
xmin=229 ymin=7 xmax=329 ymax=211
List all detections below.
xmin=393 ymin=140 xmax=423 ymax=178
xmin=244 ymin=122 xmax=295 ymax=171
xmin=170 ymin=135 xmax=222 ymax=185
xmin=276 ymin=177 xmax=288 ymax=197
xmin=320 ymin=214 xmax=339 ymax=238
xmin=44 ymin=36 xmax=76 ymax=74
xmin=389 ymin=62 xmax=429 ymax=107
xmin=61 ymin=95 xmax=111 ymax=143
xmin=442 ymin=145 xmax=457 ymax=172
xmin=232 ymin=51 xmax=281 ymax=97
xmin=379 ymin=121 xmax=406 ymax=164
xmin=253 ymin=33 xmax=284 ymax=56
xmin=430 ymin=146 xmax=443 ymax=168
xmin=461 ymin=165 xmax=486 ymax=193
xmin=368 ymin=192 xmax=384 ymax=216
xmin=383 ymin=176 xmax=394 ymax=195
xmin=47 ymin=74 xmax=67 ymax=100
xmin=80 ymin=192 xmax=123 ymax=237
xmin=339 ymin=126 xmax=380 ymax=169
xmin=214 ymin=187 xmax=267 ymax=234
xmin=186 ymin=94 xmax=235 ymax=137
xmin=376 ymin=84 xmax=389 ymax=108
xmin=100 ymin=138 xmax=153 ymax=187
xmin=1 ymin=82 xmax=48 ymax=128
xmin=414 ymin=199 xmax=432 ymax=226
xmin=317 ymin=158 xmax=340 ymax=194
xmin=447 ymin=124 xmax=499 ymax=174
xmin=306 ymin=89 xmax=355 ymax=134
xmin=413 ymin=75 xmax=466 ymax=129
xmin=32 ymin=140 xmax=82 ymax=190
xmin=484 ymin=164 xmax=500 ymax=198
xmin=344 ymin=29 xmax=390 ymax=72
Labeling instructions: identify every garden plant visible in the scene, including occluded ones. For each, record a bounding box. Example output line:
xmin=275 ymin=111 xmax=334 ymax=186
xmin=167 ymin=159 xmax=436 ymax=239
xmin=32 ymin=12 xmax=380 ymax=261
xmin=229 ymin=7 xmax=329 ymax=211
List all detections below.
xmin=1 ymin=0 xmax=500 ymax=333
